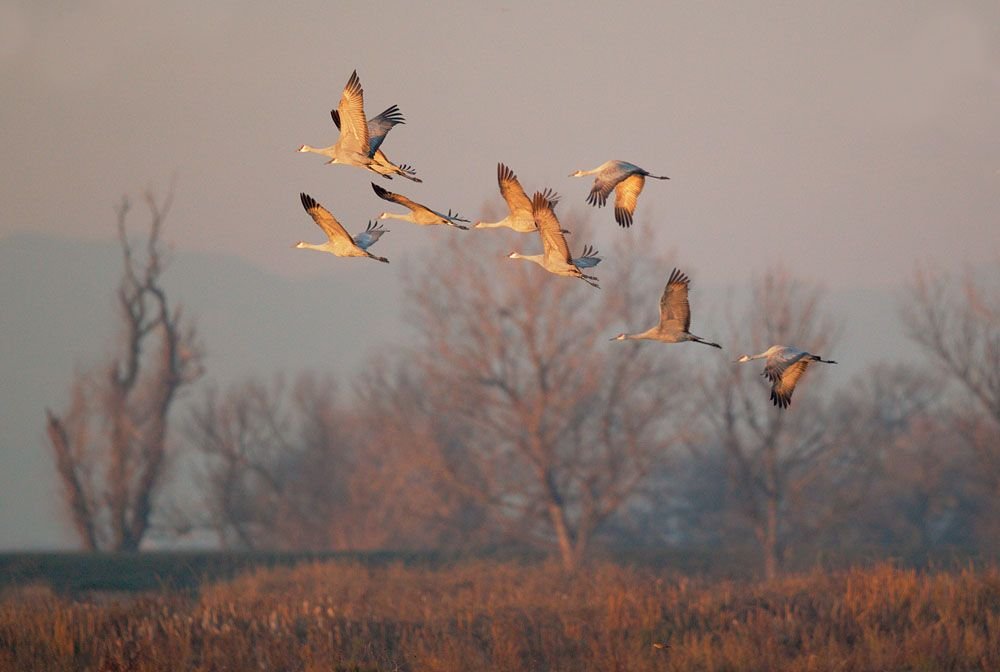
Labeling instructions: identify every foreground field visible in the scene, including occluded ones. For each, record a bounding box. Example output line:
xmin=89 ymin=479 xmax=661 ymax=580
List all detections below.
xmin=2 ymin=561 xmax=998 ymax=672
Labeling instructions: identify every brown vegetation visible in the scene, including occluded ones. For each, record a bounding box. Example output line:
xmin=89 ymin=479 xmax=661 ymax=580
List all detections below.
xmin=1 ymin=561 xmax=998 ymax=671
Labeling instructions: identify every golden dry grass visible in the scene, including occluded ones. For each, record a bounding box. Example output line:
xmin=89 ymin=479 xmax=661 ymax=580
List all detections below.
xmin=1 ymin=561 xmax=998 ymax=671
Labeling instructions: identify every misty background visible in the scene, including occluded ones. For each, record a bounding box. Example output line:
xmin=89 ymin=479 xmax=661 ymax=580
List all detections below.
xmin=1 ymin=1 xmax=998 ymax=550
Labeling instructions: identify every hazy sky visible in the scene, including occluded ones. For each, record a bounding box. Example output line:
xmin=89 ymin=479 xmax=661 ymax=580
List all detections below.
xmin=2 ymin=1 xmax=997 ymax=282
xmin=1 ymin=1 xmax=998 ymax=548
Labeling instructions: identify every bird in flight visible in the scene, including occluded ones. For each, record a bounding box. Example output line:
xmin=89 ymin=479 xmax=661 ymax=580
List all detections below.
xmin=371 ymin=183 xmax=470 ymax=229
xmin=294 ymin=193 xmax=389 ymax=263
xmin=611 ymin=268 xmax=721 ymax=347
xmin=570 ymin=160 xmax=669 ymax=227
xmin=474 ymin=163 xmax=559 ymax=232
xmin=507 ymin=191 xmax=600 ymax=288
xmin=297 ymin=70 xmax=374 ymax=171
xmin=329 ymin=104 xmax=421 ymax=182
xmin=735 ymin=345 xmax=837 ymax=408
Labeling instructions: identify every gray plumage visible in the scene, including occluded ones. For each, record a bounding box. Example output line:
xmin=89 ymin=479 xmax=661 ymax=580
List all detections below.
xmin=571 ymin=245 xmax=602 ymax=269
xmin=735 ymin=345 xmax=837 ymax=409
xmin=352 ymin=221 xmax=389 ymax=250
xmin=611 ymin=268 xmax=720 ymax=347
xmin=569 ymin=160 xmax=669 ymax=227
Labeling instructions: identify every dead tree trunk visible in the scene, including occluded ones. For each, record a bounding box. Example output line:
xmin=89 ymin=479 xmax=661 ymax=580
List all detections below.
xmin=45 ymin=188 xmax=203 ymax=551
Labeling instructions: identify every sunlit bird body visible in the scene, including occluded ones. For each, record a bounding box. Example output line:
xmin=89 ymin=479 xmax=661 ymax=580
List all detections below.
xmin=371 ymin=183 xmax=470 ymax=229
xmin=570 ymin=160 xmax=669 ymax=228
xmin=611 ymin=268 xmax=721 ymax=347
xmin=352 ymin=221 xmax=389 ymax=250
xmin=735 ymin=345 xmax=837 ymax=409
xmin=329 ymin=106 xmax=421 ymax=182
xmin=297 ymin=70 xmax=373 ymax=170
xmin=294 ymin=193 xmax=389 ymax=263
xmin=474 ymin=163 xmax=559 ymax=232
xmin=507 ymin=192 xmax=600 ymax=288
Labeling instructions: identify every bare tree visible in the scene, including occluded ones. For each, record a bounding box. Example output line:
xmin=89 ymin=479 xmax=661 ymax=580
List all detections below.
xmin=901 ymin=271 xmax=1000 ymax=480
xmin=901 ymin=265 xmax=1000 ymax=545
xmin=185 ymin=375 xmax=346 ymax=550
xmin=400 ymin=225 xmax=690 ymax=570
xmin=184 ymin=369 xmax=469 ymax=551
xmin=697 ymin=268 xmax=848 ymax=579
xmin=45 ymin=189 xmax=203 ymax=551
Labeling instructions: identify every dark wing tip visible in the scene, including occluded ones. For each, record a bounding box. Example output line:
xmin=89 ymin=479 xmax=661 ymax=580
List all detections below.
xmin=614 ymin=206 xmax=632 ymax=227
xmin=371 ymin=182 xmax=391 ymax=199
xmin=770 ymin=389 xmax=791 ymax=409
xmin=498 ymin=163 xmax=513 ymax=183
xmin=667 ymin=268 xmax=689 ymax=285
xmin=531 ymin=190 xmax=551 ymax=211
xmin=346 ymin=69 xmax=360 ymax=89
xmin=667 ymin=268 xmax=690 ymax=286
xmin=300 ymin=193 xmax=316 ymax=211
xmin=382 ymin=104 xmax=405 ymax=124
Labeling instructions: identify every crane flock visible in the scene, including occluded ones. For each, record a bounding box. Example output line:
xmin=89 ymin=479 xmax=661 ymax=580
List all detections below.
xmin=294 ymin=70 xmax=837 ymax=408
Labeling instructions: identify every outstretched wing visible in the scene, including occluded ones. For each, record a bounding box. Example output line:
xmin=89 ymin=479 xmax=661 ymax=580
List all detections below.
xmin=761 ymin=348 xmax=799 ymax=383
xmin=352 ymin=221 xmax=387 ymax=250
xmin=366 ymin=104 xmax=405 ymax=156
xmin=586 ymin=169 xmax=620 ymax=208
xmin=300 ymin=193 xmax=352 ymax=243
xmin=371 ymin=182 xmax=420 ymax=211
xmin=336 ymin=70 xmax=369 ymax=155
xmin=498 ymin=163 xmax=532 ymax=217
xmin=571 ymin=244 xmax=602 ymax=268
xmin=771 ymin=359 xmax=811 ymax=408
xmin=532 ymin=191 xmax=572 ymax=263
xmin=613 ymin=173 xmax=645 ymax=228
xmin=659 ymin=268 xmax=691 ymax=330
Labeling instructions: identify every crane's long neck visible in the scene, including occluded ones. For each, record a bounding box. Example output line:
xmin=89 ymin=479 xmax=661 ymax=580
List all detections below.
xmin=295 ymin=241 xmax=332 ymax=253
xmin=510 ymin=253 xmax=545 ymax=268
xmin=620 ymin=326 xmax=660 ymax=341
xmin=474 ymin=218 xmax=509 ymax=229
xmin=299 ymin=144 xmax=335 ymax=159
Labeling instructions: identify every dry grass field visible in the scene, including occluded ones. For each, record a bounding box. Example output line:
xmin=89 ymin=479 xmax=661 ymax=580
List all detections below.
xmin=2 ymin=560 xmax=998 ymax=671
